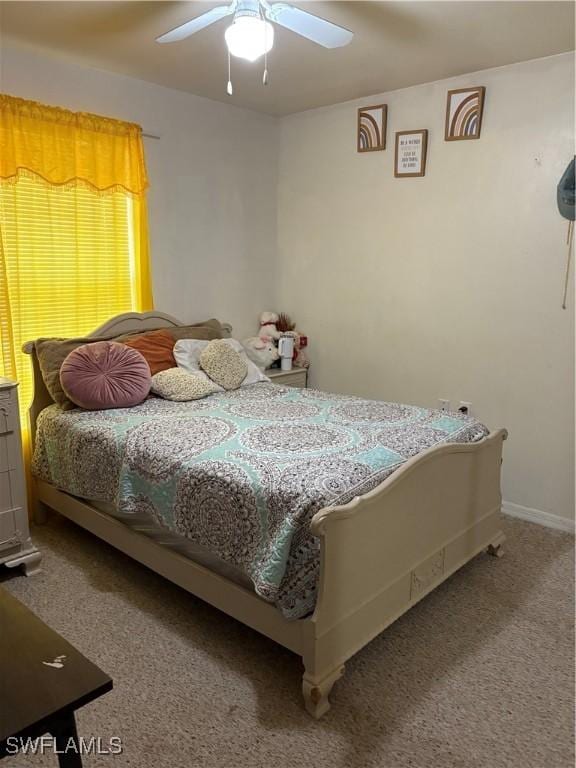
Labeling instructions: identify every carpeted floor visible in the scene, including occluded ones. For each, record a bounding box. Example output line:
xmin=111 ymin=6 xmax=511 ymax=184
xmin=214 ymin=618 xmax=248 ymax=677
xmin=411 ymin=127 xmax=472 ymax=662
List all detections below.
xmin=2 ymin=515 xmax=574 ymax=768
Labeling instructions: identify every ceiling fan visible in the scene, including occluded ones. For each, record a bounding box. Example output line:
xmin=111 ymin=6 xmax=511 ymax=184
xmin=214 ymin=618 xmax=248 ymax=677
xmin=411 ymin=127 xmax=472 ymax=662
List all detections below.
xmin=156 ymin=0 xmax=354 ymax=93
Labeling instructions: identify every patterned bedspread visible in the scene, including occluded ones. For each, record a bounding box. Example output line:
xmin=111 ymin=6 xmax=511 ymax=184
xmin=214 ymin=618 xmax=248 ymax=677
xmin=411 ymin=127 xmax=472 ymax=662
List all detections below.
xmin=33 ymin=383 xmax=488 ymax=619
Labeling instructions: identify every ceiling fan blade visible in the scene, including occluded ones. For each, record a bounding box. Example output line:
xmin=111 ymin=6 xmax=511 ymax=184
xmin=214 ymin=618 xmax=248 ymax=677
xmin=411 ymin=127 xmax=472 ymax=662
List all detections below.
xmin=264 ymin=3 xmax=353 ymax=48
xmin=156 ymin=4 xmax=235 ymax=43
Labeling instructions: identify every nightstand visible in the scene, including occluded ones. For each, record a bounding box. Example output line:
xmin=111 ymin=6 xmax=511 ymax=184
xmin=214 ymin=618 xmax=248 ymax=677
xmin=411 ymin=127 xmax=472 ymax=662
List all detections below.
xmin=0 ymin=379 xmax=41 ymax=576
xmin=265 ymin=366 xmax=308 ymax=388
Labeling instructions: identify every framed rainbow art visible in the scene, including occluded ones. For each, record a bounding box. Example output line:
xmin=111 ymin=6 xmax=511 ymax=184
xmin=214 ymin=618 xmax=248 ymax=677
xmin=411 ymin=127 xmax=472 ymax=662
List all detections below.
xmin=445 ymin=86 xmax=485 ymax=141
xmin=357 ymin=104 xmax=387 ymax=152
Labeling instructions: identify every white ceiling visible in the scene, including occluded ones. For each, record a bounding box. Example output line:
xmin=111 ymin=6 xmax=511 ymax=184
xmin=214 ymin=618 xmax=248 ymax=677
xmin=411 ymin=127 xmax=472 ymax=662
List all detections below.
xmin=1 ymin=1 xmax=574 ymax=116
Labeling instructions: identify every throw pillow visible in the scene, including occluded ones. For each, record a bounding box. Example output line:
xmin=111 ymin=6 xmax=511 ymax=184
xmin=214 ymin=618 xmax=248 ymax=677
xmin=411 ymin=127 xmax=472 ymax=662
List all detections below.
xmin=199 ymin=340 xmax=247 ymax=390
xmin=151 ymin=368 xmax=220 ymax=401
xmin=122 ymin=329 xmax=176 ymax=375
xmin=60 ymin=342 xmax=151 ymax=410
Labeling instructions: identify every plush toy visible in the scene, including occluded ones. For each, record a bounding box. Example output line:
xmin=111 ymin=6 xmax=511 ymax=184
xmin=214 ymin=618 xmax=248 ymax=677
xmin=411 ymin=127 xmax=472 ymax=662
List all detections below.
xmin=242 ymin=335 xmax=280 ymax=370
xmin=259 ymin=311 xmax=280 ymax=340
xmin=294 ymin=333 xmax=310 ymax=369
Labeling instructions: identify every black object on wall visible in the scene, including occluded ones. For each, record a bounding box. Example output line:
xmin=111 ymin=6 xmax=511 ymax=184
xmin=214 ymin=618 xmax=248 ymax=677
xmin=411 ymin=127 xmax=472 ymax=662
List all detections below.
xmin=557 ymin=157 xmax=575 ymax=220
xmin=558 ymin=158 xmax=575 ymax=309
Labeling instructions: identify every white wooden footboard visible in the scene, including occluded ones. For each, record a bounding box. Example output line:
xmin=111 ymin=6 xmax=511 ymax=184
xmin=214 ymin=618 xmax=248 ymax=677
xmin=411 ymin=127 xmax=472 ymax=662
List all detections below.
xmin=33 ymin=431 xmax=506 ymax=719
xmin=300 ymin=429 xmax=507 ymax=717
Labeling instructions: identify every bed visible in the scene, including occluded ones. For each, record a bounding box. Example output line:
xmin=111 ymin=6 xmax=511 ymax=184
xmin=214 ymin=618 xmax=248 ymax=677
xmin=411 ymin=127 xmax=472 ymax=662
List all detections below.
xmin=25 ymin=311 xmax=507 ymax=718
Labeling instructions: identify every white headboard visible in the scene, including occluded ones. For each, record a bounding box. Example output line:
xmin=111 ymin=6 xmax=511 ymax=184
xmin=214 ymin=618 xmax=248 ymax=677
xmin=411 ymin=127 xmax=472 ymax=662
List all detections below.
xmin=92 ymin=310 xmax=185 ymax=337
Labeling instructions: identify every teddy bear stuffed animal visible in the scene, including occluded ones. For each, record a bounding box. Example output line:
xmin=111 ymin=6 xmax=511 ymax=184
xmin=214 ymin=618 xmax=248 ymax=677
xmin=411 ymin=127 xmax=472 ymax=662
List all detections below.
xmin=242 ymin=335 xmax=280 ymax=370
xmin=259 ymin=311 xmax=280 ymax=340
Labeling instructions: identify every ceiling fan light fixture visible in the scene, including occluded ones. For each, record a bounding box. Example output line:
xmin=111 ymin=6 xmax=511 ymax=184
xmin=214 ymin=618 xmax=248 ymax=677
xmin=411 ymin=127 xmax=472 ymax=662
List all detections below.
xmin=225 ymin=16 xmax=274 ymax=62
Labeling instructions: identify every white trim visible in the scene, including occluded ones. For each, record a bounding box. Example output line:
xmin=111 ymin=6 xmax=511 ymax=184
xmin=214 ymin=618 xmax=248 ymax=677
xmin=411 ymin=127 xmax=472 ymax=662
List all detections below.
xmin=502 ymin=501 xmax=575 ymax=534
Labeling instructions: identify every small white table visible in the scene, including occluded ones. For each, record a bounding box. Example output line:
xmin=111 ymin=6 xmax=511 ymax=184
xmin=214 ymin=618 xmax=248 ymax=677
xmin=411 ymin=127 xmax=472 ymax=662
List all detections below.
xmin=265 ymin=366 xmax=308 ymax=388
xmin=0 ymin=378 xmax=41 ymax=576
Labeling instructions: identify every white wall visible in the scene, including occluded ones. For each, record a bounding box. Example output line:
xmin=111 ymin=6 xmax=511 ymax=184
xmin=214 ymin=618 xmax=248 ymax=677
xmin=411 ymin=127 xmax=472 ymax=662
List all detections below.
xmin=0 ymin=42 xmax=278 ymax=339
xmin=277 ymin=53 xmax=575 ymax=523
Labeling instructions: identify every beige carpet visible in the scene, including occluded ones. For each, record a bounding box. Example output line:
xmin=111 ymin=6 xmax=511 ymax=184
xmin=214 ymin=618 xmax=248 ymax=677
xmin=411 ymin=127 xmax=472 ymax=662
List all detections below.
xmin=2 ymin=515 xmax=574 ymax=768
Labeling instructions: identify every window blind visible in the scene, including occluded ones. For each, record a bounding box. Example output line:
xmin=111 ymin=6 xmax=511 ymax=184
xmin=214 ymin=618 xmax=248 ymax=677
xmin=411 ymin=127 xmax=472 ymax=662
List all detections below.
xmin=0 ymin=175 xmax=138 ymax=420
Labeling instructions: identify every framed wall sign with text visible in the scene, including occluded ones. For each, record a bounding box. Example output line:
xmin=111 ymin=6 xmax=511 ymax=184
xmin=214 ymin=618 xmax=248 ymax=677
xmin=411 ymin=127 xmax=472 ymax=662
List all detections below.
xmin=394 ymin=130 xmax=428 ymax=178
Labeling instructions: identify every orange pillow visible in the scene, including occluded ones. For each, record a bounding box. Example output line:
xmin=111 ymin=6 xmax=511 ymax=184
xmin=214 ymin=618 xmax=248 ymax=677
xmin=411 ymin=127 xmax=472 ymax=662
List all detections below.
xmin=122 ymin=329 xmax=176 ymax=376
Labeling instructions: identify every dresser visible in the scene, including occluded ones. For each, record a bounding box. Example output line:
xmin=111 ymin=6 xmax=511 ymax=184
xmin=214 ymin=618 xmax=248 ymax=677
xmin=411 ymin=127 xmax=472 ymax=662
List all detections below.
xmin=265 ymin=366 xmax=308 ymax=388
xmin=0 ymin=379 xmax=41 ymax=575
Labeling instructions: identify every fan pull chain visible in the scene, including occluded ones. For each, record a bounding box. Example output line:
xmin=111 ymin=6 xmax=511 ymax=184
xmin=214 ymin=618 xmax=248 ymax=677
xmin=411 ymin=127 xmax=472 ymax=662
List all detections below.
xmin=262 ymin=6 xmax=269 ymax=85
xmin=561 ymin=219 xmax=574 ymax=310
xmin=227 ymin=47 xmax=233 ymax=96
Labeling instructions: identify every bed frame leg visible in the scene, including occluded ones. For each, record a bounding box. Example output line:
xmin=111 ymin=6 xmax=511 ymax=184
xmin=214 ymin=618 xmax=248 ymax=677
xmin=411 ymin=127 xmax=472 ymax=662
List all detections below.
xmin=302 ymin=664 xmax=345 ymax=719
xmin=487 ymin=532 xmax=505 ymax=558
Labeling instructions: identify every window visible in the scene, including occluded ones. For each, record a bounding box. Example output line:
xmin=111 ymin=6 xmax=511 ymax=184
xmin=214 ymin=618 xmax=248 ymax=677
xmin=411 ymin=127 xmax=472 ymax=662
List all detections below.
xmin=0 ymin=177 xmax=144 ymax=418
xmin=0 ymin=94 xmax=152 ymax=435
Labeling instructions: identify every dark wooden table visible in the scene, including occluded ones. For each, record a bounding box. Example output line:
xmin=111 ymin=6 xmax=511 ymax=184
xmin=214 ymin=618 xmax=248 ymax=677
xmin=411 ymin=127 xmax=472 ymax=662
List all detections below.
xmin=0 ymin=587 xmax=113 ymax=766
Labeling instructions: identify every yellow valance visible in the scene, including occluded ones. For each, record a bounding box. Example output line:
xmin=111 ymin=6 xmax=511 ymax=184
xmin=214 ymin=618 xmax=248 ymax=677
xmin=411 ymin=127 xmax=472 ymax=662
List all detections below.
xmin=0 ymin=94 xmax=148 ymax=196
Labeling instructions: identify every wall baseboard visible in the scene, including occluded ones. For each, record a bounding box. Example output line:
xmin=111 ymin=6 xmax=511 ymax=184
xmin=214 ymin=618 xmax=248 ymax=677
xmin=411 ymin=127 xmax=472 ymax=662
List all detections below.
xmin=502 ymin=501 xmax=575 ymax=534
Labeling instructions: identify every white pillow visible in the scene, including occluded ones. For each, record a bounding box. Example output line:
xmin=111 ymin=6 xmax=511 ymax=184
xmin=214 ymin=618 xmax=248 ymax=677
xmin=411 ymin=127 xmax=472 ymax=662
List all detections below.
xmin=174 ymin=339 xmax=269 ymax=386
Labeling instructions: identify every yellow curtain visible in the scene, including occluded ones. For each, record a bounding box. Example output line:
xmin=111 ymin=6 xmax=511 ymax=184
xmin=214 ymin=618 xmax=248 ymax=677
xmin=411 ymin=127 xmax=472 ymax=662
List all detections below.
xmin=0 ymin=94 xmax=153 ymax=507
xmin=0 ymin=95 xmax=149 ymax=195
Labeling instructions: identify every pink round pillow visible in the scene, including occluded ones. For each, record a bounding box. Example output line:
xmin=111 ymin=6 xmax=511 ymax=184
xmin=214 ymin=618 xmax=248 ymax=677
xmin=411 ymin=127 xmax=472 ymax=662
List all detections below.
xmin=60 ymin=341 xmax=151 ymax=410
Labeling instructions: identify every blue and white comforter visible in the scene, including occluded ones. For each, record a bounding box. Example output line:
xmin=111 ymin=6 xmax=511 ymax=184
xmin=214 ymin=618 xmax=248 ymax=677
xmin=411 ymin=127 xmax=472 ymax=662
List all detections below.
xmin=33 ymin=382 xmax=488 ymax=619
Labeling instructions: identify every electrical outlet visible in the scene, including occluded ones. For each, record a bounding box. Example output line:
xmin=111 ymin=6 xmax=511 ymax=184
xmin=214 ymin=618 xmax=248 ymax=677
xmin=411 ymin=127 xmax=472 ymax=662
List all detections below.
xmin=458 ymin=401 xmax=473 ymax=416
xmin=438 ymin=398 xmax=450 ymax=412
